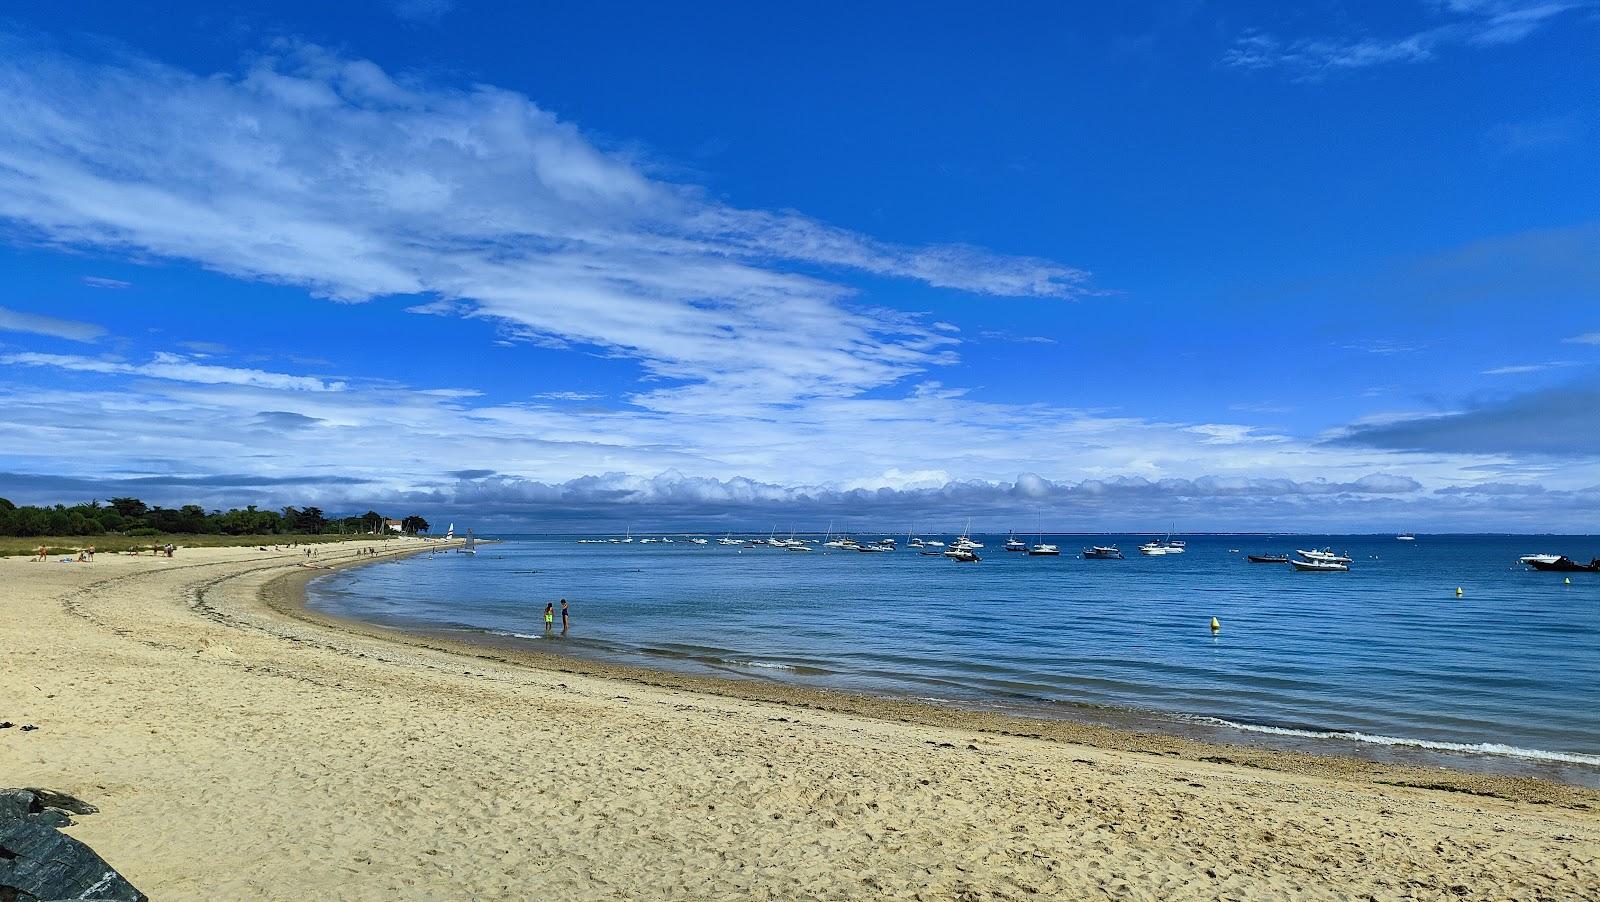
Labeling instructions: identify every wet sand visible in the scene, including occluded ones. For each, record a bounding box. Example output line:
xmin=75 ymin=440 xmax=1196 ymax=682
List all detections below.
xmin=3 ymin=540 xmax=1596 ymax=899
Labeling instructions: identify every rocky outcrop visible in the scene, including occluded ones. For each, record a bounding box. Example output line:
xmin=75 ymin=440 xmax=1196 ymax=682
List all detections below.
xmin=0 ymin=788 xmax=145 ymax=901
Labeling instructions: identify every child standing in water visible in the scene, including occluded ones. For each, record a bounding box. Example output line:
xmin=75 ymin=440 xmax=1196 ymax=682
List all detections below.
xmin=544 ymin=603 xmax=555 ymax=634
xmin=560 ymin=599 xmax=570 ymax=634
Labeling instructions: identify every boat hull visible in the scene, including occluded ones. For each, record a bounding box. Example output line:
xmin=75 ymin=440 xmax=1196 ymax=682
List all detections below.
xmin=1289 ymin=559 xmax=1348 ymax=572
xmin=1528 ymin=557 xmax=1600 ymax=573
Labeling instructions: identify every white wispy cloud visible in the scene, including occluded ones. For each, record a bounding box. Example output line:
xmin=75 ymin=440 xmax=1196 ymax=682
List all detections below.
xmin=1564 ymin=332 xmax=1600 ymax=345
xmin=1481 ymin=361 xmax=1574 ymax=375
xmin=80 ymin=276 xmax=130 ymax=289
xmin=533 ymin=391 xmax=603 ymax=402
xmin=1 ymin=351 xmax=346 ymax=391
xmin=1223 ymin=2 xmax=1584 ymax=76
xmin=0 ymin=306 xmax=106 ymax=342
xmin=0 ymin=37 xmax=1091 ymax=412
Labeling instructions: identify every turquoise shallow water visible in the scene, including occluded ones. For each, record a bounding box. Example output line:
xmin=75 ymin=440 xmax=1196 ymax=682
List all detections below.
xmin=308 ymin=533 xmax=1600 ymax=785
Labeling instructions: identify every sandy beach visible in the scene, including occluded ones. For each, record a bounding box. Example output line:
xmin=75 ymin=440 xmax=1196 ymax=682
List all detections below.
xmin=3 ymin=540 xmax=1596 ymax=900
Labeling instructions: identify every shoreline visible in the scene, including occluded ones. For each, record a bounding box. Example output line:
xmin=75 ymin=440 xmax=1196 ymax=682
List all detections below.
xmin=282 ymin=547 xmax=1600 ymax=807
xmin=6 ymin=539 xmax=1598 ymax=898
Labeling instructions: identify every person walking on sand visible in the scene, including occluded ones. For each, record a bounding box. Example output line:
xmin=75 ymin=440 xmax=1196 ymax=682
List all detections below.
xmin=34 ymin=545 xmax=47 ymax=562
xmin=560 ymin=599 xmax=570 ymax=634
xmin=543 ymin=603 xmax=556 ymax=634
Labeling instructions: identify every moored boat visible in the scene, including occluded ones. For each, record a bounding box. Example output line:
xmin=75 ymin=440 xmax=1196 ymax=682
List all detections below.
xmin=1247 ymin=554 xmax=1289 ymax=564
xmin=1081 ymin=545 xmax=1123 ymax=559
xmin=1527 ymin=556 xmax=1600 ymax=573
xmin=1289 ymin=557 xmax=1348 ymax=572
xmin=1004 ymin=531 xmax=1027 ymax=552
xmin=1297 ymin=548 xmax=1353 ymax=564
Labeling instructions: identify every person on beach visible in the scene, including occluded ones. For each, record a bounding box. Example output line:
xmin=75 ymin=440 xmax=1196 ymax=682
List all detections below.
xmin=544 ymin=603 xmax=556 ymax=634
xmin=34 ymin=545 xmax=47 ymax=562
xmin=560 ymin=599 xmax=570 ymax=634
xmin=85 ymin=545 xmax=95 ymax=561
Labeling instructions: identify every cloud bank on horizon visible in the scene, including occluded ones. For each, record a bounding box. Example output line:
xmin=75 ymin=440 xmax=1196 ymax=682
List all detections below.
xmin=0 ymin=9 xmax=1596 ymax=531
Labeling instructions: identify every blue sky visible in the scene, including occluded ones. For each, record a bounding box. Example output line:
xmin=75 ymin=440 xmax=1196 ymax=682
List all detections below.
xmin=0 ymin=1 xmax=1597 ymax=531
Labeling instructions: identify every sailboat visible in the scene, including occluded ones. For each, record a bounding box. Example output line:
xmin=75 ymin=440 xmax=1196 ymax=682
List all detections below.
xmin=459 ymin=529 xmax=477 ymax=555
xmin=445 ymin=523 xmax=454 ymax=540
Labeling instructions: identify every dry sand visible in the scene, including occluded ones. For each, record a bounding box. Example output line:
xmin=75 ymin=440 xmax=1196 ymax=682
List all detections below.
xmin=2 ymin=540 xmax=1596 ymax=900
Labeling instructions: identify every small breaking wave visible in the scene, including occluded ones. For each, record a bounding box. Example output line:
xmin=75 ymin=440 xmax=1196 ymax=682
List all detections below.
xmin=1194 ymin=717 xmax=1600 ymax=767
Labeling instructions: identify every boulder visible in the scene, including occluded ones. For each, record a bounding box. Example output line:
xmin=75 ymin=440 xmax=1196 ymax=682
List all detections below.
xmin=0 ymin=789 xmax=144 ymax=902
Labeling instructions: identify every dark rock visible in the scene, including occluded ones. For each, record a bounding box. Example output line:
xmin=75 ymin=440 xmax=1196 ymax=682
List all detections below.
xmin=31 ymin=809 xmax=73 ymax=829
xmin=0 ymin=790 xmax=143 ymax=902
xmin=0 ymin=790 xmax=33 ymax=823
xmin=0 ymin=819 xmax=145 ymax=901
xmin=26 ymin=790 xmax=96 ymax=816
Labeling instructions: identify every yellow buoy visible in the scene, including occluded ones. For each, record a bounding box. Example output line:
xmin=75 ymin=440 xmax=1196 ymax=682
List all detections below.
xmin=1210 ymin=616 xmax=1221 ymax=633
xmin=1455 ymin=587 xmax=1464 ymax=597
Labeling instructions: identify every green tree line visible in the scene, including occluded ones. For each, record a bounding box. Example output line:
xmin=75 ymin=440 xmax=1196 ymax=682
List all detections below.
xmin=0 ymin=497 xmax=431 ymax=538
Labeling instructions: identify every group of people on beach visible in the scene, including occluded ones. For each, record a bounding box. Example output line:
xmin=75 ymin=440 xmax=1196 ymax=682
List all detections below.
xmin=543 ymin=599 xmax=571 ymax=634
xmin=34 ymin=545 xmax=96 ymax=562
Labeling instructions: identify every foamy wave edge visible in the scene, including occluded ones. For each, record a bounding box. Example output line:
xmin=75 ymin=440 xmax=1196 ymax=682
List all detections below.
xmin=1195 ymin=717 xmax=1600 ymax=767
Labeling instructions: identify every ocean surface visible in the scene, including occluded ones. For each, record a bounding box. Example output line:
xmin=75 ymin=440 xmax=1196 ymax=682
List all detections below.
xmin=307 ymin=533 xmax=1600 ymax=785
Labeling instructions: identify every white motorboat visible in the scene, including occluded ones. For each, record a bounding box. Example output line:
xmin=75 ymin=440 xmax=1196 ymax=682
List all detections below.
xmin=943 ymin=547 xmax=980 ymax=562
xmin=718 ymin=534 xmax=742 ymax=546
xmin=1396 ymin=534 xmax=1416 ymax=541
xmin=1082 ymin=545 xmax=1123 ymax=559
xmin=1518 ymin=553 xmax=1563 ymax=566
xmin=1027 ymin=542 xmax=1060 ymax=556
xmin=1140 ymin=531 xmax=1184 ymax=555
xmin=1297 ymin=548 xmax=1353 ymax=564
xmin=1004 ymin=531 xmax=1027 ymax=552
xmin=1290 ymin=557 xmax=1349 ymax=572
xmin=950 ymin=519 xmax=983 ymax=550
xmin=690 ymin=537 xmax=709 ymax=545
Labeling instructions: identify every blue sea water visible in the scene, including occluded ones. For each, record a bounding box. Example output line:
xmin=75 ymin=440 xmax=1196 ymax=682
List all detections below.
xmin=307 ymin=534 xmax=1600 ymax=784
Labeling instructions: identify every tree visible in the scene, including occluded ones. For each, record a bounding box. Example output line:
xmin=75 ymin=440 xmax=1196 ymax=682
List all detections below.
xmin=400 ymin=515 xmax=430 ymax=534
xmin=108 ymin=497 xmax=148 ymax=518
xmin=299 ymin=506 xmax=327 ymax=534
